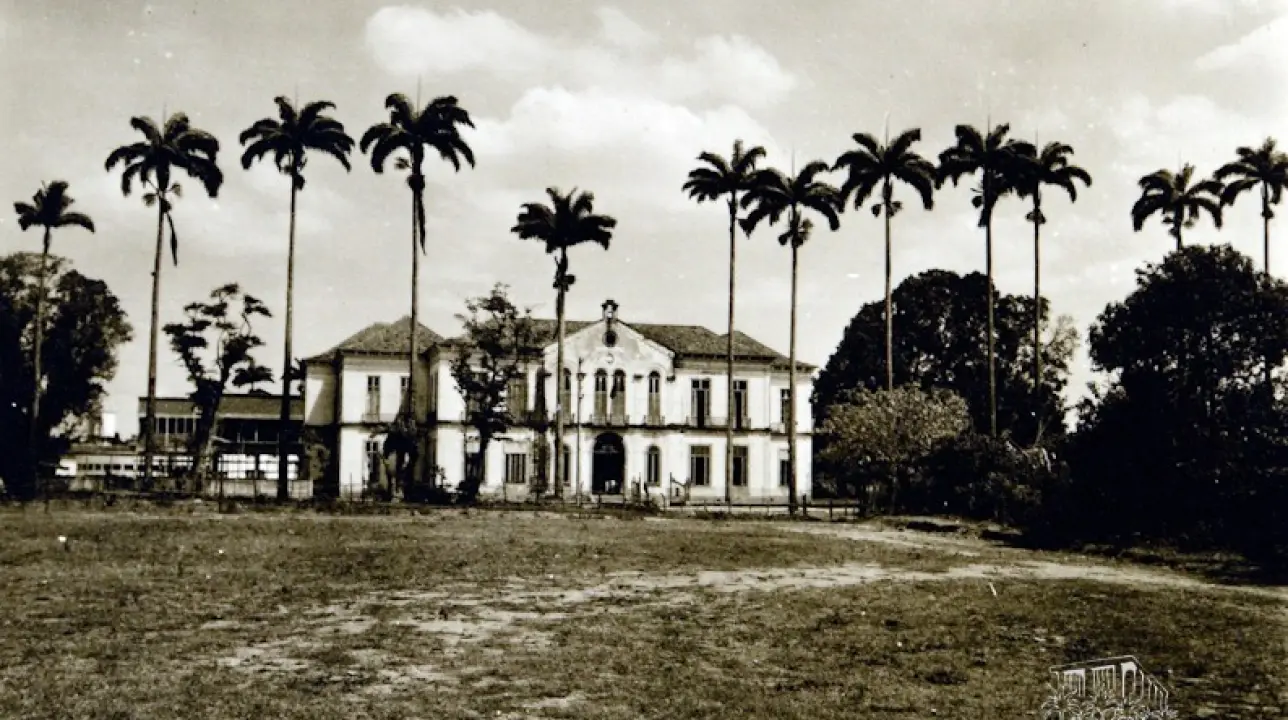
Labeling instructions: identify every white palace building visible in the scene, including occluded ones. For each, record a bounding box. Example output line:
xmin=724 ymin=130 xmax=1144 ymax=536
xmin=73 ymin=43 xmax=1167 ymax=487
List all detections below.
xmin=302 ymin=300 xmax=815 ymax=504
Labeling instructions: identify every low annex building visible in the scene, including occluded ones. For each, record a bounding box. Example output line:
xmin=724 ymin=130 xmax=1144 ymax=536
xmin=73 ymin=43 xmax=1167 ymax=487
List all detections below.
xmin=302 ymin=300 xmax=815 ymax=504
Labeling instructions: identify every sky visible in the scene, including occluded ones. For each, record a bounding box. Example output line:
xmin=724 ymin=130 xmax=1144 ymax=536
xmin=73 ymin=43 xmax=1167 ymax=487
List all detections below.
xmin=2 ymin=0 xmax=1287 ymax=436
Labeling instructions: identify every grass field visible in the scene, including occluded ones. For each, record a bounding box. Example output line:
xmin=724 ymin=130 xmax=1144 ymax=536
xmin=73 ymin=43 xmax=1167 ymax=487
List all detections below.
xmin=1 ymin=504 xmax=1284 ymax=719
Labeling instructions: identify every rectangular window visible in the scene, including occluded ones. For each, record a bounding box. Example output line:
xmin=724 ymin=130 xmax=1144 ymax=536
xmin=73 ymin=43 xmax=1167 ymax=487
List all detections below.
xmin=506 ymin=374 xmax=528 ymax=415
xmin=562 ymin=445 xmax=572 ymax=486
xmin=646 ymin=447 xmax=661 ymax=486
xmin=366 ymin=376 xmax=381 ymax=417
xmin=779 ymin=388 xmax=791 ymax=426
xmin=779 ymin=454 xmax=790 ymax=488
xmin=690 ymin=445 xmax=711 ymax=487
xmin=505 ymin=452 xmax=528 ymax=485
xmin=733 ymin=380 xmax=748 ymax=429
xmin=691 ymin=378 xmax=710 ymax=426
xmin=732 ymin=446 xmax=748 ymax=487
xmin=365 ymin=438 xmax=382 ymax=485
xmin=594 ymin=371 xmax=609 ymax=420
xmin=399 ymin=375 xmax=410 ymax=410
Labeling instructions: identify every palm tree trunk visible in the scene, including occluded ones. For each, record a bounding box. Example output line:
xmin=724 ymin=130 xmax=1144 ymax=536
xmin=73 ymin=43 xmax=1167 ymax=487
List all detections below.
xmin=1175 ymin=208 xmax=1184 ymax=252
xmin=883 ymin=187 xmax=894 ymax=392
xmin=986 ymin=217 xmax=998 ymax=439
xmin=553 ymin=248 xmax=568 ymax=501
xmin=1263 ymin=186 xmax=1273 ymax=391
xmin=724 ymin=196 xmax=737 ymax=502
xmin=1033 ymin=203 xmax=1043 ymax=431
xmin=144 ymin=195 xmax=166 ymax=491
xmin=278 ymin=179 xmax=298 ymax=501
xmin=787 ymin=240 xmax=799 ymax=516
xmin=1264 ymin=184 xmax=1272 ymax=275
xmin=407 ymin=183 xmax=422 ymax=499
xmin=31 ymin=230 xmax=50 ymax=505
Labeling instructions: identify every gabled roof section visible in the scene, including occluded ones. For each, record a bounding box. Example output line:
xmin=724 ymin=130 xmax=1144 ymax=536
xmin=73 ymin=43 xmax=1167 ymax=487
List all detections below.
xmin=442 ymin=317 xmax=815 ymax=371
xmin=304 ymin=316 xmax=444 ymax=364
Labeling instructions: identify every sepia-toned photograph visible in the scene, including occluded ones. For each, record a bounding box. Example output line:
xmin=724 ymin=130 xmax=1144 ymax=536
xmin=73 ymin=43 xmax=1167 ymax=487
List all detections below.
xmin=1 ymin=1 xmax=1285 ymax=717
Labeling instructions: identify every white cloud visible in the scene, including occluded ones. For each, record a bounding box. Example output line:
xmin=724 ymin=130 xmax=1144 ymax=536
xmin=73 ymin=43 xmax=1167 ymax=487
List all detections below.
xmin=363 ymin=5 xmax=796 ymax=109
xmin=364 ymin=6 xmax=546 ymax=77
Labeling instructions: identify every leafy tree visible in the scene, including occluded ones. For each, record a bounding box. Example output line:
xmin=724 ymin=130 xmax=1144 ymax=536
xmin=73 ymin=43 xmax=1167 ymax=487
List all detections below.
xmin=739 ymin=160 xmax=842 ymax=514
xmin=683 ymin=139 xmax=769 ymax=503
xmin=163 ymin=283 xmax=273 ymax=492
xmin=1130 ymin=164 xmax=1223 ymax=251
xmin=1216 ymin=138 xmax=1288 ymax=274
xmin=1075 ymin=244 xmax=1288 ymax=553
xmin=361 ymin=93 xmax=475 ymax=493
xmin=832 ymin=127 xmax=936 ymax=391
xmin=813 ymin=269 xmax=1077 ymax=445
xmin=818 ymin=386 xmax=969 ymax=511
xmin=1011 ymin=140 xmax=1091 ymax=430
xmin=512 ymin=187 xmax=617 ymax=499
xmin=449 ymin=284 xmax=539 ymax=502
xmin=937 ymin=123 xmax=1029 ymax=438
xmin=240 ymin=96 xmax=354 ymax=501
xmin=12 ymin=181 xmax=95 ymax=494
xmin=0 ymin=253 xmax=132 ymax=498
xmin=105 ymin=112 xmax=223 ymax=488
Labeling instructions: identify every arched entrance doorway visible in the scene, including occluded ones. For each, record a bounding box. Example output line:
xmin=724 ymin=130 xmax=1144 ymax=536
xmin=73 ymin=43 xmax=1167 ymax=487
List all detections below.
xmin=592 ymin=432 xmax=625 ymax=495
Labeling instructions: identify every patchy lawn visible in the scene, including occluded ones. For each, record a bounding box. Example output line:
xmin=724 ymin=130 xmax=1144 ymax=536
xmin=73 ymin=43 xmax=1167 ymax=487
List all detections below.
xmin=0 ymin=506 xmax=1283 ymax=719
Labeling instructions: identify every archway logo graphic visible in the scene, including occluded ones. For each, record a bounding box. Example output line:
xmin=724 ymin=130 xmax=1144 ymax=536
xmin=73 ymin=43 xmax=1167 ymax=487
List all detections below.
xmin=1041 ymin=656 xmax=1175 ymax=720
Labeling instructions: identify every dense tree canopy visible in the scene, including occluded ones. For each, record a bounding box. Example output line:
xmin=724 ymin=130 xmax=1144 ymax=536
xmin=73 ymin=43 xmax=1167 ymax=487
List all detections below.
xmin=0 ymin=253 xmax=133 ymax=497
xmin=1072 ymin=244 xmax=1288 ymax=555
xmin=813 ymin=269 xmax=1078 ymax=445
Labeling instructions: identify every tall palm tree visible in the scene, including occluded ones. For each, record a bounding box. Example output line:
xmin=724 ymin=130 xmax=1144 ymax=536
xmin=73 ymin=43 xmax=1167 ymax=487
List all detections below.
xmin=832 ymin=127 xmax=936 ymax=391
xmin=1012 ymin=140 xmax=1092 ymax=434
xmin=240 ymin=96 xmax=355 ymax=501
xmin=360 ymin=93 xmax=475 ymax=495
xmin=13 ymin=181 xmax=95 ymax=494
xmin=105 ymin=112 xmax=223 ymax=489
xmin=1130 ymin=164 xmax=1223 ymax=251
xmin=512 ymin=188 xmax=617 ymax=500
xmin=936 ymin=123 xmax=1027 ymax=438
xmin=682 ymin=139 xmax=768 ymax=502
xmin=1215 ymin=138 xmax=1288 ymax=274
xmin=739 ymin=161 xmax=841 ymax=515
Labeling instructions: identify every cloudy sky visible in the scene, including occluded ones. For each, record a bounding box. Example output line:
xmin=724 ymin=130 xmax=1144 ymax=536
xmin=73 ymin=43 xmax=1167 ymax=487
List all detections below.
xmin=2 ymin=0 xmax=1286 ymax=435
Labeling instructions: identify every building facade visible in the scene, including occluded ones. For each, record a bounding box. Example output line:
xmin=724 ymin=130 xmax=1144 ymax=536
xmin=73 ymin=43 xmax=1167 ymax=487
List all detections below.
xmin=303 ymin=300 xmax=815 ymax=505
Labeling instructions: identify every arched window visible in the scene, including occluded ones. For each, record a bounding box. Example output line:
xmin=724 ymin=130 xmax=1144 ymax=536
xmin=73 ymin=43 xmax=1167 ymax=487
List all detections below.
xmin=610 ymin=370 xmax=627 ymax=421
xmin=594 ymin=369 xmax=609 ymax=420
xmin=646 ymin=445 xmax=661 ymax=486
xmin=647 ymin=371 xmax=662 ymax=423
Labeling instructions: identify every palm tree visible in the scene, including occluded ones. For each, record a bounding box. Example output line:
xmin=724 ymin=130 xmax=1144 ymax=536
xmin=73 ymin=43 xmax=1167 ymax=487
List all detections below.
xmin=682 ymin=139 xmax=768 ymax=502
xmin=739 ymin=161 xmax=841 ymax=515
xmin=1215 ymin=137 xmax=1288 ymax=274
xmin=1130 ymin=164 xmax=1223 ymax=251
xmin=360 ymin=93 xmax=475 ymax=495
xmin=512 ymin=188 xmax=617 ymax=500
xmin=1012 ymin=140 xmax=1091 ymax=435
xmin=105 ymin=112 xmax=223 ymax=489
xmin=936 ymin=123 xmax=1027 ymax=438
xmin=832 ymin=127 xmax=936 ymax=392
xmin=240 ymin=96 xmax=354 ymax=501
xmin=13 ymin=181 xmax=95 ymax=496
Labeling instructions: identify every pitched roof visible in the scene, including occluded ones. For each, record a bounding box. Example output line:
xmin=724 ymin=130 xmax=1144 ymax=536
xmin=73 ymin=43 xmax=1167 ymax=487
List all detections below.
xmin=446 ymin=317 xmax=814 ymax=371
xmin=303 ymin=316 xmax=444 ymax=364
xmin=138 ymin=393 xmax=304 ymax=420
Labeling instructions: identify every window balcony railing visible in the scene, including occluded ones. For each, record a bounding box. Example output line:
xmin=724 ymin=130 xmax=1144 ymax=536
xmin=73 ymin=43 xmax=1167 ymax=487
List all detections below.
xmin=361 ymin=411 xmax=399 ymax=424
xmin=645 ymin=412 xmax=664 ymax=426
xmin=730 ymin=416 xmax=752 ymax=431
xmin=686 ymin=415 xmax=727 ymax=429
xmin=608 ymin=410 xmax=628 ymax=427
